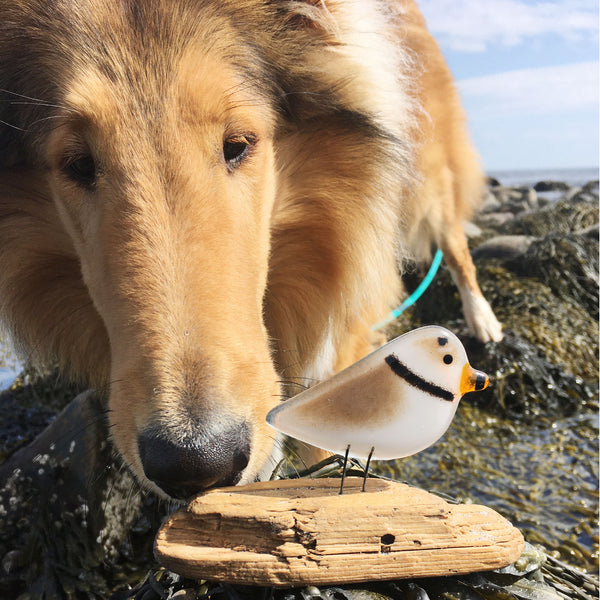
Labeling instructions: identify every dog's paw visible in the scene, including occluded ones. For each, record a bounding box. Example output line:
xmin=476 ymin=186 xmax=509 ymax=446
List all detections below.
xmin=462 ymin=292 xmax=503 ymax=343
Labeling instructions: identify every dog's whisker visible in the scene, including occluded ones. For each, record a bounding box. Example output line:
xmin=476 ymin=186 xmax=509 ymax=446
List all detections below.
xmin=26 ymin=114 xmax=68 ymax=130
xmin=0 ymin=118 xmax=25 ymax=131
xmin=0 ymin=87 xmax=68 ymax=110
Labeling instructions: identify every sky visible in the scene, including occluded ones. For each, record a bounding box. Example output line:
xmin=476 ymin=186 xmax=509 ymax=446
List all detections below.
xmin=418 ymin=0 xmax=599 ymax=172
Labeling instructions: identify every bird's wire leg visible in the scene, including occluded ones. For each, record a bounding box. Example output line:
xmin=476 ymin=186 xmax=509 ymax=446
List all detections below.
xmin=339 ymin=445 xmax=350 ymax=495
xmin=362 ymin=446 xmax=375 ymax=492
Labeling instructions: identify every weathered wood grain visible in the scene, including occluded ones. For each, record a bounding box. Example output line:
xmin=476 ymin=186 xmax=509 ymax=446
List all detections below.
xmin=155 ymin=478 xmax=524 ymax=587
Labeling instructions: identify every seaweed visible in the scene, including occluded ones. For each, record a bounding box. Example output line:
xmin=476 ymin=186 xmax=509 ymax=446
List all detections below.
xmin=497 ymin=198 xmax=598 ymax=238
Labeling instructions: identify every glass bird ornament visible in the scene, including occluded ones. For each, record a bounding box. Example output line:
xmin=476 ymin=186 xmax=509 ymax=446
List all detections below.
xmin=266 ymin=326 xmax=489 ymax=468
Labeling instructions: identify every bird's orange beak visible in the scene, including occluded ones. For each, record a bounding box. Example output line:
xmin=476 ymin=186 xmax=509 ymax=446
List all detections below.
xmin=460 ymin=363 xmax=489 ymax=396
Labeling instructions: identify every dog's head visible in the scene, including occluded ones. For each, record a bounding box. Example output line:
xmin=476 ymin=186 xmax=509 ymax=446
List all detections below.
xmin=0 ymin=2 xmax=287 ymax=500
xmin=0 ymin=0 xmax=412 ymax=500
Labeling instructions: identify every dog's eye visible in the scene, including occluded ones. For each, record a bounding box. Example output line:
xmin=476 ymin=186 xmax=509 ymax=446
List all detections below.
xmin=63 ymin=154 xmax=96 ymax=187
xmin=223 ymin=135 xmax=256 ymax=171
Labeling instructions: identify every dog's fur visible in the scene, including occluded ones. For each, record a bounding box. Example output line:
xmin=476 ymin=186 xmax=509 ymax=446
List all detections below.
xmin=0 ymin=0 xmax=501 ymax=499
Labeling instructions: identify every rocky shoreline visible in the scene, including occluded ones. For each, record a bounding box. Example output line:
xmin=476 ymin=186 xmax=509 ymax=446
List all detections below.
xmin=0 ymin=176 xmax=598 ymax=599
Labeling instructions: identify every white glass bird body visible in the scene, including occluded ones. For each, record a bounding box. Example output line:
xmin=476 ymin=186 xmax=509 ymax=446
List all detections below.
xmin=266 ymin=326 xmax=489 ymax=461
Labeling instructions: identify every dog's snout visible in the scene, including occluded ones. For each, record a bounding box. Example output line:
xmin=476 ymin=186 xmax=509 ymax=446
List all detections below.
xmin=138 ymin=419 xmax=251 ymax=500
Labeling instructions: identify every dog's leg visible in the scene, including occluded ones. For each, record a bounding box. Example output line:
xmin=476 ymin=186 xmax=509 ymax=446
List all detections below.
xmin=333 ymin=321 xmax=386 ymax=374
xmin=440 ymin=223 xmax=503 ymax=343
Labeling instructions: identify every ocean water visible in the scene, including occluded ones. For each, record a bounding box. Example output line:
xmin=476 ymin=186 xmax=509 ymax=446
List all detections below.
xmin=488 ymin=166 xmax=598 ymax=188
xmin=0 ymin=337 xmax=21 ymax=390
xmin=0 ymin=370 xmax=15 ymax=389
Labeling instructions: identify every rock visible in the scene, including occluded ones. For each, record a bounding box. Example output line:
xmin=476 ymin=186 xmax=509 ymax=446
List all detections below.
xmin=568 ymin=189 xmax=598 ymax=204
xmin=486 ymin=176 xmax=501 ymax=187
xmin=577 ymin=223 xmax=599 ymax=240
xmin=564 ymin=186 xmax=582 ymax=201
xmin=480 ymin=190 xmax=502 ymax=214
xmin=526 ymin=187 xmax=538 ymax=207
xmin=0 ymin=391 xmax=147 ymax=598
xmin=582 ymin=179 xmax=599 ymax=194
xmin=496 ymin=542 xmax=546 ymax=577
xmin=486 ymin=187 xmax=513 ymax=206
xmin=499 ymin=197 xmax=598 ymax=237
xmin=462 ymin=221 xmax=482 ymax=239
xmin=508 ymin=187 xmax=529 ymax=200
xmin=533 ymin=180 xmax=570 ymax=192
xmin=0 ymin=367 xmax=84 ymax=461
xmin=501 ymin=200 xmax=530 ymax=214
xmin=536 ymin=195 xmax=552 ymax=208
xmin=505 ymin=232 xmax=599 ymax=319
xmin=485 ymin=187 xmax=538 ymax=215
xmin=475 ymin=212 xmax=515 ymax=227
xmin=472 ymin=235 xmax=536 ymax=260
xmin=0 ymin=394 xmax=56 ymax=461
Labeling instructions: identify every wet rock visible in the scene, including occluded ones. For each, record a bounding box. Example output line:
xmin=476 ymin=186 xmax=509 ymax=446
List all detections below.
xmin=472 ymin=235 xmax=536 ymax=260
xmin=525 ymin=187 xmax=538 ymax=207
xmin=503 ymin=187 xmax=538 ymax=211
xmin=499 ymin=197 xmax=598 ymax=237
xmin=463 ymin=221 xmax=483 ymax=239
xmin=564 ymin=186 xmax=583 ymax=201
xmin=533 ymin=181 xmax=570 ymax=192
xmin=476 ymin=211 xmax=515 ymax=227
xmin=569 ymin=189 xmax=599 ymax=204
xmin=466 ymin=328 xmax=595 ymax=418
xmin=488 ymin=186 xmax=535 ymax=211
xmin=480 ymin=191 xmax=502 ymax=213
xmin=0 ymin=394 xmax=56 ymax=462
xmin=0 ymin=391 xmax=153 ymax=599
xmin=496 ymin=542 xmax=547 ymax=577
xmin=505 ymin=233 xmax=599 ymax=319
xmin=578 ymin=223 xmax=599 ymax=240
xmin=473 ymin=257 xmax=598 ymax=386
xmin=112 ymin=558 xmax=581 ymax=600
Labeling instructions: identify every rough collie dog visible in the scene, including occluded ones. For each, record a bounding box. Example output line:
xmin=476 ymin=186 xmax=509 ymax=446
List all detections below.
xmin=0 ymin=0 xmax=501 ymax=501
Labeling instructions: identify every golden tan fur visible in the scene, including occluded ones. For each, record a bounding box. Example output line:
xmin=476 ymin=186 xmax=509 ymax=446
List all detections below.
xmin=402 ymin=1 xmax=502 ymax=341
xmin=0 ymin=0 xmax=500 ymax=497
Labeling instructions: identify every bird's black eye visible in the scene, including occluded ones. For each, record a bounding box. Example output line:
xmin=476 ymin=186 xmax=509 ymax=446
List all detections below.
xmin=63 ymin=154 xmax=96 ymax=187
xmin=443 ymin=354 xmax=453 ymax=365
xmin=223 ymin=134 xmax=256 ymax=171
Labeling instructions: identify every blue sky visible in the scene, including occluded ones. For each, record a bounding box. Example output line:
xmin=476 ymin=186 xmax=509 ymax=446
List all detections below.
xmin=419 ymin=0 xmax=599 ymax=172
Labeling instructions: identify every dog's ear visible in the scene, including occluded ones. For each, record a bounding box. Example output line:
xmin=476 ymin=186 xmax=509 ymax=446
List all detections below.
xmin=0 ymin=2 xmax=64 ymax=170
xmin=0 ymin=169 xmax=109 ymax=384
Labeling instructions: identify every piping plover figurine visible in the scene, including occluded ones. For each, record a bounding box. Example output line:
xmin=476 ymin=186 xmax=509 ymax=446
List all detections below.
xmin=266 ymin=326 xmax=489 ymax=490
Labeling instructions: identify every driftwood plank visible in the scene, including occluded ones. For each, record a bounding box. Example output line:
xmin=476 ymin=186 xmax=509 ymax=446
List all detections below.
xmin=155 ymin=478 xmax=524 ymax=587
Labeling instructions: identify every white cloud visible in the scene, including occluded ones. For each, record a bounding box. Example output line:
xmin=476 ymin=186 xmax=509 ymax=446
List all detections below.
xmin=457 ymin=61 xmax=599 ymax=117
xmin=419 ymin=0 xmax=598 ymax=52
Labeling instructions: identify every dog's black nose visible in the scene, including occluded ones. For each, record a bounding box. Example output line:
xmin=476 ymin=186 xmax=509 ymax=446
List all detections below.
xmin=138 ymin=420 xmax=250 ymax=500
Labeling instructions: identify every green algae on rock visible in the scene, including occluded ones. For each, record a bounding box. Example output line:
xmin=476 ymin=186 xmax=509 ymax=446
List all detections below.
xmin=497 ymin=197 xmax=598 ymax=238
xmin=505 ymin=233 xmax=599 ymax=319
